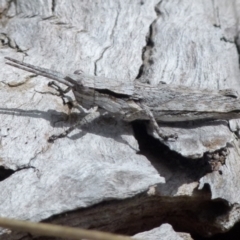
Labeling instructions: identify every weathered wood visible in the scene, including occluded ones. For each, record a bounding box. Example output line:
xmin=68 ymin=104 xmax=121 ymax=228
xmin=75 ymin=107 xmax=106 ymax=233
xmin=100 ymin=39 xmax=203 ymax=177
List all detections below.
xmin=138 ymin=0 xmax=240 ymax=157
xmin=1 ymin=0 xmax=240 ymax=239
xmin=0 ymin=0 xmax=164 ymax=235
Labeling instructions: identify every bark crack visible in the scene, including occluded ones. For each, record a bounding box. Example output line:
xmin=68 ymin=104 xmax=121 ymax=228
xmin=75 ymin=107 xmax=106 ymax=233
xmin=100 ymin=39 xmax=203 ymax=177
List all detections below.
xmin=0 ymin=149 xmax=41 ymax=182
xmin=0 ymin=166 xmax=14 ymax=182
xmin=94 ymin=7 xmax=120 ymax=75
xmin=135 ymin=1 xmax=162 ymax=82
xmin=235 ymin=36 xmax=240 ymax=67
xmin=52 ymin=0 xmax=56 ymax=13
xmin=220 ymin=36 xmax=235 ymax=44
xmin=94 ymin=45 xmax=111 ymax=76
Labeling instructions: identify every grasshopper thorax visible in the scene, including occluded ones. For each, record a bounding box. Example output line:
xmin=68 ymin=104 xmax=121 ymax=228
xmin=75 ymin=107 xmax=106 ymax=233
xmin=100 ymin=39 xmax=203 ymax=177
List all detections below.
xmin=72 ymin=85 xmax=96 ymax=109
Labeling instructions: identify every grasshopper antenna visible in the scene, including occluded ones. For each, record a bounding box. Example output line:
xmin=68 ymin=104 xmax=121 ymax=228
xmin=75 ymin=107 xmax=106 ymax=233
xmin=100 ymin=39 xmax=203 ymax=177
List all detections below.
xmin=5 ymin=57 xmax=74 ymax=87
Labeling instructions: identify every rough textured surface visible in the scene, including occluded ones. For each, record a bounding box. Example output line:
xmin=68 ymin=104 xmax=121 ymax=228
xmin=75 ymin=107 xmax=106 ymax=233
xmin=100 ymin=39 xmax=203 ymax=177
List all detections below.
xmin=1 ymin=0 xmax=240 ymax=239
xmin=0 ymin=0 xmax=164 ymax=228
xmin=133 ymin=224 xmax=191 ymax=240
xmin=138 ymin=0 xmax=240 ymax=158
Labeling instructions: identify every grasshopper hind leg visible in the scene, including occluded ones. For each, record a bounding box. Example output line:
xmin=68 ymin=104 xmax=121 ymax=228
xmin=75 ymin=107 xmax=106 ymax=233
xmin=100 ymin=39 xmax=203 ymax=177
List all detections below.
xmin=139 ymin=103 xmax=178 ymax=142
xmin=48 ymin=110 xmax=101 ymax=143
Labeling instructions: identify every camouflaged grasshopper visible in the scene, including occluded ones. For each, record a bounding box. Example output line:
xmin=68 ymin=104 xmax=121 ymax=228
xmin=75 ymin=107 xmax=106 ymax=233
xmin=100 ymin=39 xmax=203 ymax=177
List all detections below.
xmin=5 ymin=57 xmax=240 ymax=143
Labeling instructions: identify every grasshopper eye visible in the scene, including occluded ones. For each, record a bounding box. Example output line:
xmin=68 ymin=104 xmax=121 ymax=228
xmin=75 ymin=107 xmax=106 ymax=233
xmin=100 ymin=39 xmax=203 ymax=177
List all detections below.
xmin=74 ymin=69 xmax=84 ymax=75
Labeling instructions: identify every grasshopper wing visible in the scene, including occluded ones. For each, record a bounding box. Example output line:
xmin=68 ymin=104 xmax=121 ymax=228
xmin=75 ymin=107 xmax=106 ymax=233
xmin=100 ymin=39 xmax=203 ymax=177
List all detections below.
xmin=65 ymin=73 xmax=134 ymax=96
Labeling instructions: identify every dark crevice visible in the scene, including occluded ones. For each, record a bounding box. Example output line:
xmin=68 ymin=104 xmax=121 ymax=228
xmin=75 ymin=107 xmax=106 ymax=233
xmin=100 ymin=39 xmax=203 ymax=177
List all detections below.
xmin=15 ymin=165 xmax=36 ymax=172
xmin=213 ymin=24 xmax=221 ymax=28
xmin=0 ymin=165 xmax=36 ymax=182
xmin=1 ymin=194 xmax=233 ymax=239
xmin=131 ymin=120 xmax=217 ymax=178
xmin=220 ymin=36 xmax=234 ymax=44
xmin=51 ymin=0 xmax=56 ymax=13
xmin=0 ymin=33 xmax=8 ymax=46
xmin=136 ymin=1 xmax=162 ymax=81
xmin=212 ymin=2 xmax=221 ymax=30
xmin=0 ymin=166 xmax=14 ymax=181
xmin=193 ymin=220 xmax=240 ymax=240
xmin=0 ymin=33 xmax=17 ymax=49
xmin=96 ymin=88 xmax=130 ymax=98
xmin=94 ymin=45 xmax=111 ymax=76
xmin=234 ymin=36 xmax=240 ymax=67
xmin=135 ymin=23 xmax=154 ymax=80
xmin=135 ymin=60 xmax=144 ymax=80
xmin=15 ymin=43 xmax=29 ymax=55
xmin=0 ymin=33 xmax=29 ymax=56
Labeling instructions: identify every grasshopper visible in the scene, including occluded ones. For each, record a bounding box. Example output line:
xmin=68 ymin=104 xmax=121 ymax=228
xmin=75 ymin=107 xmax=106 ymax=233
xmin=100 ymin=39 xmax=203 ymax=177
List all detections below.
xmin=5 ymin=57 xmax=240 ymax=143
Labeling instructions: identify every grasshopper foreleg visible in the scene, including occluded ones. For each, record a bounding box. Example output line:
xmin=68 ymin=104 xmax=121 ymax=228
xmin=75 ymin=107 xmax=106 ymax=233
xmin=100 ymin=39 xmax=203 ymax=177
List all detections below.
xmin=48 ymin=81 xmax=71 ymax=96
xmin=47 ymin=81 xmax=75 ymax=111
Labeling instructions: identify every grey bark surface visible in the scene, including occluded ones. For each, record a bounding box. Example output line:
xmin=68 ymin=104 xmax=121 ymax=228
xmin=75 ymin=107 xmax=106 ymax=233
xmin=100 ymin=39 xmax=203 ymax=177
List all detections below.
xmin=133 ymin=224 xmax=192 ymax=240
xmin=0 ymin=0 xmax=240 ymax=239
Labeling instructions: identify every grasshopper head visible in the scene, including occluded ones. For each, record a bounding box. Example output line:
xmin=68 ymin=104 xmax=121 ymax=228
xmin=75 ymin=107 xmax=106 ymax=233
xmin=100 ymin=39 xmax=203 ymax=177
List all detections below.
xmin=72 ymin=85 xmax=96 ymax=110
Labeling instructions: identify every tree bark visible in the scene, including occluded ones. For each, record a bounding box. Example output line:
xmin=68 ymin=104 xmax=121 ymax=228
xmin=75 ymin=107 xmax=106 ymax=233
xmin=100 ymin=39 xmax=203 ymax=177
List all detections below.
xmin=0 ymin=0 xmax=240 ymax=239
